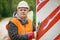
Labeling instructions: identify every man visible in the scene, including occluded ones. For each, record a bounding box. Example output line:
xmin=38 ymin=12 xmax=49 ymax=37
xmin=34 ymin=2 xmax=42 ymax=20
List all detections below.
xmin=6 ymin=1 xmax=36 ymax=40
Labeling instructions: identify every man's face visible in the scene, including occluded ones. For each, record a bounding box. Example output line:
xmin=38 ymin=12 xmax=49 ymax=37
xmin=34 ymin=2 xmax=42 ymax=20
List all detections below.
xmin=17 ymin=7 xmax=29 ymax=19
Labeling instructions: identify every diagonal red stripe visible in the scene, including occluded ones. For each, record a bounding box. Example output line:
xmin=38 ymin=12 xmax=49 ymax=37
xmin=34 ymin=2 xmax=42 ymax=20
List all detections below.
xmin=37 ymin=0 xmax=49 ymax=12
xmin=54 ymin=34 xmax=60 ymax=40
xmin=37 ymin=6 xmax=60 ymax=40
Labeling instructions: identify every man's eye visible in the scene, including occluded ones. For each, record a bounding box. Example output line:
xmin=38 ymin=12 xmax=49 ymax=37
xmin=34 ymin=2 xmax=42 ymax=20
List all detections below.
xmin=24 ymin=10 xmax=26 ymax=11
xmin=20 ymin=10 xmax=22 ymax=11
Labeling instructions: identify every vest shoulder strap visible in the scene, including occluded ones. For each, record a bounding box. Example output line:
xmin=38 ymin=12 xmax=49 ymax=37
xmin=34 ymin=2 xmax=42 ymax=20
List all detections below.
xmin=10 ymin=18 xmax=20 ymax=28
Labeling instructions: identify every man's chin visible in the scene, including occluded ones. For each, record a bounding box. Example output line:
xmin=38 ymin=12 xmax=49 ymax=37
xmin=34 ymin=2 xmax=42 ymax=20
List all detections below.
xmin=21 ymin=15 xmax=26 ymax=18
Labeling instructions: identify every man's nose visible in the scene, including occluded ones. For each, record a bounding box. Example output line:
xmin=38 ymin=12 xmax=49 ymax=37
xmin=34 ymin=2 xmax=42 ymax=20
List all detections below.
xmin=22 ymin=10 xmax=25 ymax=13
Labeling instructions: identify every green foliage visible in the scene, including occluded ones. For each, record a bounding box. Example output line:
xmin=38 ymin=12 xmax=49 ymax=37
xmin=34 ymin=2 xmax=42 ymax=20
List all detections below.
xmin=0 ymin=0 xmax=36 ymax=24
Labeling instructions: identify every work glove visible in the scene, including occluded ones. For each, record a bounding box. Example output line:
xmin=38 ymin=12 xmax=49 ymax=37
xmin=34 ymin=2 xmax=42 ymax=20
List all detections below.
xmin=28 ymin=32 xmax=34 ymax=40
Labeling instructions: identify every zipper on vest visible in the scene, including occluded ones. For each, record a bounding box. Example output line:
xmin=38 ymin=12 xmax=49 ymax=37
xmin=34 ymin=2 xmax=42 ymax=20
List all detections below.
xmin=24 ymin=24 xmax=26 ymax=34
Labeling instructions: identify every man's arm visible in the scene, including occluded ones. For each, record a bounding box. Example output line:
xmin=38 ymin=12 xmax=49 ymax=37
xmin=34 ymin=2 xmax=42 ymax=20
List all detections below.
xmin=8 ymin=22 xmax=28 ymax=40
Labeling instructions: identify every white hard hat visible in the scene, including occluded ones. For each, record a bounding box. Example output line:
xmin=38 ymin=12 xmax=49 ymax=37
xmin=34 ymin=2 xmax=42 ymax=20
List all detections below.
xmin=17 ymin=1 xmax=29 ymax=9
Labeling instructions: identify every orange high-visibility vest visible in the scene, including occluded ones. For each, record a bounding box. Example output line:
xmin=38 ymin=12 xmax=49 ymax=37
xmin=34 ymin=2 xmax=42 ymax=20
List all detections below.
xmin=7 ymin=18 xmax=33 ymax=40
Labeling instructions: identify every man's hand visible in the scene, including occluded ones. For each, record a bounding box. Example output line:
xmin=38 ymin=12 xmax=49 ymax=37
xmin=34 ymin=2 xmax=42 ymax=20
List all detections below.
xmin=28 ymin=32 xmax=34 ymax=40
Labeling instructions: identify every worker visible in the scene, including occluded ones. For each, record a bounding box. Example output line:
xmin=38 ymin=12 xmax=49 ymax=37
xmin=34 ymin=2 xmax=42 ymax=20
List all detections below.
xmin=6 ymin=1 xmax=36 ymax=40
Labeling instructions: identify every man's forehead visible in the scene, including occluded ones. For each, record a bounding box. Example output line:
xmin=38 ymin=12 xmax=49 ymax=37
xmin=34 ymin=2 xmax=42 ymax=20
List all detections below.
xmin=18 ymin=7 xmax=28 ymax=9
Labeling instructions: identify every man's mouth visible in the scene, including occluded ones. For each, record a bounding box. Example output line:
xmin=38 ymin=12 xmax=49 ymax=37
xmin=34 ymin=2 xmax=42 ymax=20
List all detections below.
xmin=21 ymin=13 xmax=25 ymax=15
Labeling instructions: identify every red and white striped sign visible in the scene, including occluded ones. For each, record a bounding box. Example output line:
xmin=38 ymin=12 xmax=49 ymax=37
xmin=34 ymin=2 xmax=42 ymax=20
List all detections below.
xmin=36 ymin=0 xmax=60 ymax=40
xmin=37 ymin=6 xmax=60 ymax=40
xmin=36 ymin=0 xmax=49 ymax=12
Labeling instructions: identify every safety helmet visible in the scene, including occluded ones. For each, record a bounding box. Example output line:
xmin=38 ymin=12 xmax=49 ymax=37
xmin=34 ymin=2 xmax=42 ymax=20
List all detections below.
xmin=17 ymin=1 xmax=29 ymax=9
